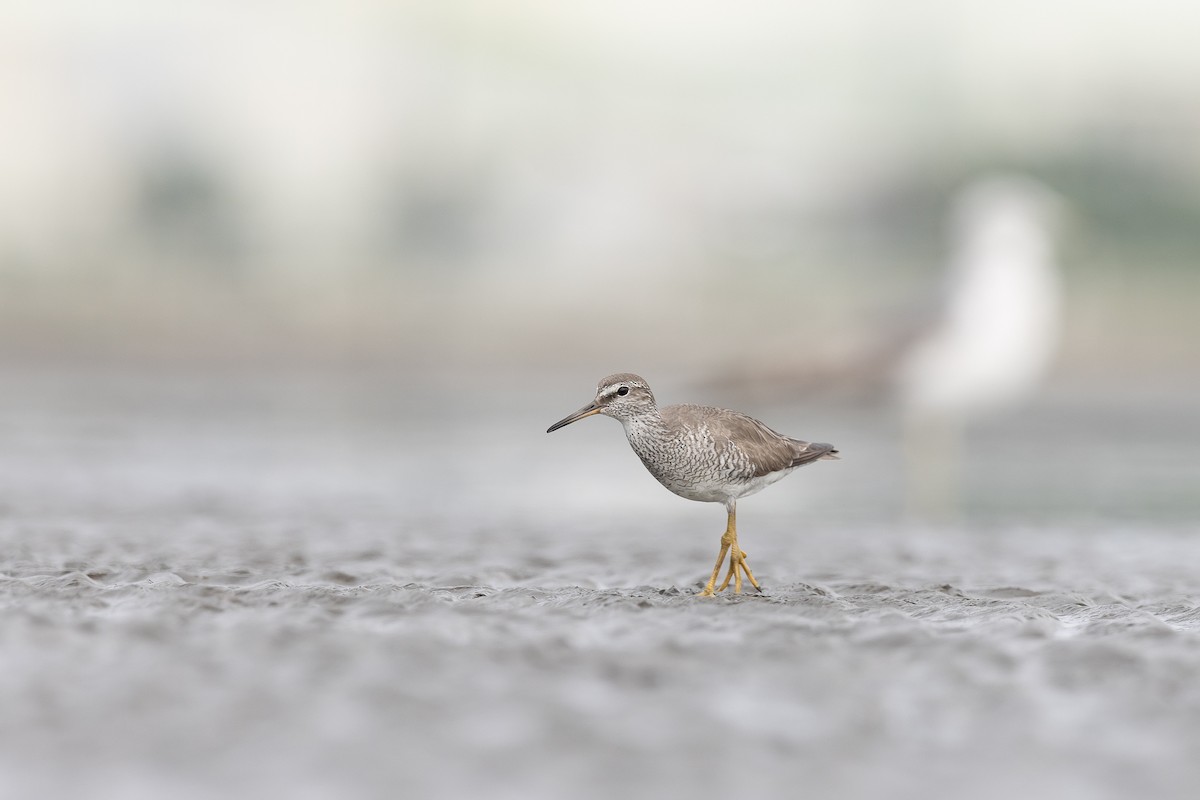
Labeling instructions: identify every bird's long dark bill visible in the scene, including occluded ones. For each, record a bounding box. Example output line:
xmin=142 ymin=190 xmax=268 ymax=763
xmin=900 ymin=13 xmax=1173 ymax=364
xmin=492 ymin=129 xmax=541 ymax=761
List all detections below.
xmin=546 ymin=403 xmax=601 ymax=433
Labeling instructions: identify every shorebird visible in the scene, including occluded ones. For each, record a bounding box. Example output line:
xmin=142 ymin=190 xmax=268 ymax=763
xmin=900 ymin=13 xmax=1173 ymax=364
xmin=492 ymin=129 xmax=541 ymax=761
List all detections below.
xmin=546 ymin=373 xmax=838 ymax=595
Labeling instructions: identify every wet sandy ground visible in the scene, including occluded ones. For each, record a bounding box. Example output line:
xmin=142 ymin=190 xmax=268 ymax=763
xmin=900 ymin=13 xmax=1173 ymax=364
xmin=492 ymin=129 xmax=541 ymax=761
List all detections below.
xmin=2 ymin=367 xmax=1199 ymax=799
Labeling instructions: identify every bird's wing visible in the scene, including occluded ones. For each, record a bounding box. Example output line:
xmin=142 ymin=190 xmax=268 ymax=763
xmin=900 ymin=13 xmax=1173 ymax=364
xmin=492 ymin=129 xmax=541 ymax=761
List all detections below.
xmin=691 ymin=407 xmax=837 ymax=477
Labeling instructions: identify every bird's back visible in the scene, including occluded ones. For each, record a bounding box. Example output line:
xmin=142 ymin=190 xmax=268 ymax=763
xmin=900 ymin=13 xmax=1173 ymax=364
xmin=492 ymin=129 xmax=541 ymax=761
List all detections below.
xmin=624 ymin=403 xmax=836 ymax=503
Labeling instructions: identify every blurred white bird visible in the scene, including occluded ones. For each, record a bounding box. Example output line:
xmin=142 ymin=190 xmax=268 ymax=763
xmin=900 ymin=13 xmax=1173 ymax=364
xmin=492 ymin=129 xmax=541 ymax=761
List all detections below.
xmin=897 ymin=175 xmax=1063 ymax=517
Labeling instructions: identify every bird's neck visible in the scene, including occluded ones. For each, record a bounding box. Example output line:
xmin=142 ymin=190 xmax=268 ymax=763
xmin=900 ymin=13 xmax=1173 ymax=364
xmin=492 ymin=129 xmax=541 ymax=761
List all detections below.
xmin=619 ymin=407 xmax=671 ymax=449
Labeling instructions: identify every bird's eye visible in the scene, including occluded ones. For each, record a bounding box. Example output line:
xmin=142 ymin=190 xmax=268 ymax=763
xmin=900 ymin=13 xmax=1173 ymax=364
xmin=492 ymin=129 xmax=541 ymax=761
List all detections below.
xmin=617 ymin=386 xmax=629 ymax=396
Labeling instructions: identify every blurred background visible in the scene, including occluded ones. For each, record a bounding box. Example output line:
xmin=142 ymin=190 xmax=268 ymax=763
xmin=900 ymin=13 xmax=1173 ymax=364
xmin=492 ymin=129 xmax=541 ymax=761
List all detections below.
xmin=2 ymin=0 xmax=1199 ymax=524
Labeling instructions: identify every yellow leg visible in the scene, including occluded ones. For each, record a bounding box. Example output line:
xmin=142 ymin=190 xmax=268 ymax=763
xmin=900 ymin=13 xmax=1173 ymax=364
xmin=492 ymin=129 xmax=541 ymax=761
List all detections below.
xmin=698 ymin=531 xmax=731 ymax=597
xmin=699 ymin=505 xmax=762 ymax=596
xmin=718 ymin=549 xmax=740 ymax=592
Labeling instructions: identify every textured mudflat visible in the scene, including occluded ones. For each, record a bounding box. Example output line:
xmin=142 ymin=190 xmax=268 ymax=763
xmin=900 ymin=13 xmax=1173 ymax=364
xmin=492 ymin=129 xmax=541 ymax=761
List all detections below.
xmin=4 ymin=515 xmax=1200 ymax=800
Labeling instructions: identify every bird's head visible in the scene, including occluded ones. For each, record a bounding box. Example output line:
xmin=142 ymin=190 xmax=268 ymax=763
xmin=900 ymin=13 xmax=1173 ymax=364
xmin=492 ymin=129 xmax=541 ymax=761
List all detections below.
xmin=546 ymin=373 xmax=656 ymax=432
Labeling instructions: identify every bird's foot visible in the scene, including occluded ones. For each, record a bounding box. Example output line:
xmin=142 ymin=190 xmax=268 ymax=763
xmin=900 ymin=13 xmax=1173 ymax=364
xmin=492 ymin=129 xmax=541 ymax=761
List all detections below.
xmin=717 ymin=549 xmax=762 ymax=594
xmin=698 ymin=548 xmax=762 ymax=596
xmin=698 ymin=513 xmax=763 ymax=596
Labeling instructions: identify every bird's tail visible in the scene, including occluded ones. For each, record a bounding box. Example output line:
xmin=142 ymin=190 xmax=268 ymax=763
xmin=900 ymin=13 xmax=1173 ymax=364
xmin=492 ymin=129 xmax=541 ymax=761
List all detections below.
xmin=791 ymin=441 xmax=839 ymax=467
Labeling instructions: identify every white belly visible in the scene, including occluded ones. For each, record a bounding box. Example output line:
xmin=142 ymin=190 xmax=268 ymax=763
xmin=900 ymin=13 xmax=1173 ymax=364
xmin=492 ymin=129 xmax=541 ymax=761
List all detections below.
xmin=661 ymin=466 xmax=798 ymax=505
